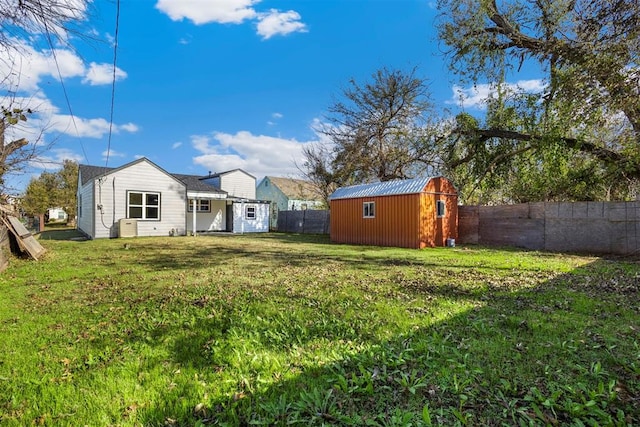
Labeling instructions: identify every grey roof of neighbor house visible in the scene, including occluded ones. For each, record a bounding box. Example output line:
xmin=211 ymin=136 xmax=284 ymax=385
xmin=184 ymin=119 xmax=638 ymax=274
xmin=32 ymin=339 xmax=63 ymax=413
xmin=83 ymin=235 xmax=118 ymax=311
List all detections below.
xmin=78 ymin=164 xmax=226 ymax=194
xmin=266 ymin=177 xmax=321 ymax=200
xmin=329 ymin=177 xmax=435 ymax=200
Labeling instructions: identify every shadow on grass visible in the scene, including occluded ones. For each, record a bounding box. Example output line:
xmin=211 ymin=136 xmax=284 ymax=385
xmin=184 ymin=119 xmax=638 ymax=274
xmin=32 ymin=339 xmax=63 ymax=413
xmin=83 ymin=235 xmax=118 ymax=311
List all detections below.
xmin=38 ymin=227 xmax=87 ymax=241
xmin=121 ymin=233 xmax=548 ymax=274
xmin=130 ymin=257 xmax=640 ymax=426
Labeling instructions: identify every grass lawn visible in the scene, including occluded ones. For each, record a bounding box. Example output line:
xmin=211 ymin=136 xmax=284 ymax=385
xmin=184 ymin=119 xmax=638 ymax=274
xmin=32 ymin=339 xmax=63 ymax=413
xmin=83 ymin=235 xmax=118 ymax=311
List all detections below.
xmin=0 ymin=232 xmax=639 ymax=426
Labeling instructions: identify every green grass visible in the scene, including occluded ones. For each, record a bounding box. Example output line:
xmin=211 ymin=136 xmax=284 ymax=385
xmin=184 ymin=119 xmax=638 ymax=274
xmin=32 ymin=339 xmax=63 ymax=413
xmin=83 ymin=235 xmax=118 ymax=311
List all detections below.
xmin=1 ymin=233 xmax=639 ymax=426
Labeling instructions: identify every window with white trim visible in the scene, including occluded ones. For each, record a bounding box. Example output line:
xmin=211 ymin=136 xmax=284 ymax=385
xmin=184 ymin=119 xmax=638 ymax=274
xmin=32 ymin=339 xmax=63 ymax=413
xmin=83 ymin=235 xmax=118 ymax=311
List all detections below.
xmin=188 ymin=199 xmax=211 ymax=212
xmin=127 ymin=191 xmax=160 ymax=220
xmin=245 ymin=205 xmax=256 ymax=220
xmin=436 ymin=200 xmax=446 ymax=218
xmin=363 ymin=201 xmax=375 ymax=218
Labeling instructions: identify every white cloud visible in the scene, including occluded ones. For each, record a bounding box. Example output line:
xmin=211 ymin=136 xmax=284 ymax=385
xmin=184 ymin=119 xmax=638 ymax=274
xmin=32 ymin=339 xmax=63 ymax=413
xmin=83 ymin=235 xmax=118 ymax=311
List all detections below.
xmin=82 ymin=62 xmax=128 ymax=86
xmin=155 ymin=0 xmax=259 ymax=25
xmin=30 ymin=148 xmax=85 ymax=170
xmin=272 ymin=112 xmax=283 ymax=119
xmin=172 ymin=142 xmax=183 ymax=149
xmin=120 ymin=123 xmax=139 ymax=133
xmin=155 ymin=0 xmax=307 ymax=39
xmin=2 ymin=95 xmax=138 ymax=140
xmin=0 ymin=40 xmax=85 ymax=92
xmin=257 ymin=10 xmax=307 ymax=39
xmin=47 ymin=115 xmax=138 ymax=138
xmin=449 ymin=79 xmax=546 ymax=109
xmin=0 ymin=37 xmax=128 ymax=92
xmin=102 ymin=149 xmax=126 ymax=160
xmin=191 ymin=130 xmax=319 ymax=178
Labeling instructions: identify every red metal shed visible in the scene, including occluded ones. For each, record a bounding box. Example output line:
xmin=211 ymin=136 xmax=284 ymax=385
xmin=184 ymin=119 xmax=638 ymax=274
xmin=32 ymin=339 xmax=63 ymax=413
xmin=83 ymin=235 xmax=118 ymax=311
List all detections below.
xmin=329 ymin=176 xmax=458 ymax=249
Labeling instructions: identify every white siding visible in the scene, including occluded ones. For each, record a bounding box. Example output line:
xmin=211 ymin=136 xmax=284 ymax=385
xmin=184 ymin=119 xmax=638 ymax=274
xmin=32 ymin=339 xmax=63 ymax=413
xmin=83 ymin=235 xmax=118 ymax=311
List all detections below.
xmin=91 ymin=160 xmax=187 ymax=238
xmin=77 ymin=181 xmax=95 ymax=238
xmin=186 ymin=200 xmax=226 ymax=232
xmin=232 ymin=202 xmax=269 ymax=233
xmin=220 ymin=170 xmax=256 ymax=199
xmin=287 ymin=199 xmax=325 ymax=210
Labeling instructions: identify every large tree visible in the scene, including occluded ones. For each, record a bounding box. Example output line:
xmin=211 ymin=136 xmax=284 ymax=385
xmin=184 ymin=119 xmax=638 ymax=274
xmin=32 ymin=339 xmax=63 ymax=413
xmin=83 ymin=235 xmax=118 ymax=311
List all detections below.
xmin=303 ymin=67 xmax=443 ymax=199
xmin=21 ymin=160 xmax=78 ymax=224
xmin=437 ymin=0 xmax=640 ymax=200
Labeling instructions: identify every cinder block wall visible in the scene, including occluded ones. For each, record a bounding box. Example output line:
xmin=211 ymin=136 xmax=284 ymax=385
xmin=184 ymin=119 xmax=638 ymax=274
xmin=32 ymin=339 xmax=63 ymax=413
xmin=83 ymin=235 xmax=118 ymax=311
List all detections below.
xmin=277 ymin=210 xmax=330 ymax=234
xmin=459 ymin=202 xmax=640 ymax=254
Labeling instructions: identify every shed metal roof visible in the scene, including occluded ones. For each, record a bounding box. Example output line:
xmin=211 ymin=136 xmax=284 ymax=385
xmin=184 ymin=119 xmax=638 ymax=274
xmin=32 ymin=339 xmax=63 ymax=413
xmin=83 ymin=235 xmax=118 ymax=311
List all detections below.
xmin=329 ymin=177 xmax=435 ymax=200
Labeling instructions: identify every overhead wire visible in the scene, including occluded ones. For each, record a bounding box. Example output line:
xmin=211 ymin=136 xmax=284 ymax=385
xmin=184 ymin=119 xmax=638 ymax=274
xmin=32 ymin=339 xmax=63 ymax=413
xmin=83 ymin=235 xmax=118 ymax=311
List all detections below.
xmin=105 ymin=0 xmax=121 ymax=167
xmin=36 ymin=1 xmax=90 ymax=165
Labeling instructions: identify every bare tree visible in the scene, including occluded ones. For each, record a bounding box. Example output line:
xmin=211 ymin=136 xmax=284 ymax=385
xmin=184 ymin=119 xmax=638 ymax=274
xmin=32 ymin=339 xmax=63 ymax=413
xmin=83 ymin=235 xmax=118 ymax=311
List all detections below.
xmin=303 ymin=67 xmax=442 ymax=194
xmin=0 ymin=0 xmax=92 ymax=195
xmin=0 ymin=0 xmax=91 ymax=53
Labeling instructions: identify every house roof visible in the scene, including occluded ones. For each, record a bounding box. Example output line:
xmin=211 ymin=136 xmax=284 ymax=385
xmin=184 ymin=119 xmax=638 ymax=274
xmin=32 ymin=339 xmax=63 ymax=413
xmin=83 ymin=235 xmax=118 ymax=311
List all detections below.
xmin=79 ymin=159 xmax=225 ymax=195
xmin=206 ymin=168 xmax=256 ymax=179
xmin=265 ymin=176 xmax=321 ymax=200
xmin=78 ymin=164 xmax=114 ymax=185
xmin=172 ymin=174 xmax=227 ymax=194
xmin=329 ymin=177 xmax=436 ymax=200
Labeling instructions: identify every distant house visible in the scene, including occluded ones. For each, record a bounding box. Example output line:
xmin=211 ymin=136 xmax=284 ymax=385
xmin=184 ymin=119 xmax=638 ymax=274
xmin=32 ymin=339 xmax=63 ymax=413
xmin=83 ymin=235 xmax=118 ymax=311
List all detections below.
xmin=46 ymin=207 xmax=68 ymax=222
xmin=329 ymin=176 xmax=458 ymax=249
xmin=256 ymin=176 xmax=325 ymax=229
xmin=76 ymin=158 xmax=269 ymax=239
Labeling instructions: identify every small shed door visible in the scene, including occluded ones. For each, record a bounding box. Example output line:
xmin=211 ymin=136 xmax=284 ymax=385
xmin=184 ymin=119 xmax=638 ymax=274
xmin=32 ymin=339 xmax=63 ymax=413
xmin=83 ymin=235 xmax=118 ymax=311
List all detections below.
xmin=226 ymin=204 xmax=234 ymax=232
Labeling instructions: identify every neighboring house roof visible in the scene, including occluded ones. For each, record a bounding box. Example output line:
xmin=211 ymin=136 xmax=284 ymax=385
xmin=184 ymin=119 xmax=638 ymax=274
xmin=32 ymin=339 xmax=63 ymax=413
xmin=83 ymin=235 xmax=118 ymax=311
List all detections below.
xmin=329 ymin=177 xmax=436 ymax=200
xmin=265 ymin=177 xmax=321 ymax=200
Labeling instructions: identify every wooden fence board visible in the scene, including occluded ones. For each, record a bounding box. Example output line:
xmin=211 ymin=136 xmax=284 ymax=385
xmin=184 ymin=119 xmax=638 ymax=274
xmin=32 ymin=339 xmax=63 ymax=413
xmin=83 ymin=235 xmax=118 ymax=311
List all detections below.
xmin=4 ymin=216 xmax=46 ymax=260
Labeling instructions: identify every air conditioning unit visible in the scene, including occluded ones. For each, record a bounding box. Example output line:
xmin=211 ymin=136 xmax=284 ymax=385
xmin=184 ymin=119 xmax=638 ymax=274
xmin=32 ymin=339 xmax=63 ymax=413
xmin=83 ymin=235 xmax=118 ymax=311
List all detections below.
xmin=118 ymin=218 xmax=138 ymax=238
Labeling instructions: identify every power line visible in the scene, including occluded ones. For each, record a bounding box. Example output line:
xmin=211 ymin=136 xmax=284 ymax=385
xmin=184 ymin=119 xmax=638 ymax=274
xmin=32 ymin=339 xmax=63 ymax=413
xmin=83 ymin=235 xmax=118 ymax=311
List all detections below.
xmin=105 ymin=0 xmax=121 ymax=167
xmin=36 ymin=1 xmax=90 ymax=165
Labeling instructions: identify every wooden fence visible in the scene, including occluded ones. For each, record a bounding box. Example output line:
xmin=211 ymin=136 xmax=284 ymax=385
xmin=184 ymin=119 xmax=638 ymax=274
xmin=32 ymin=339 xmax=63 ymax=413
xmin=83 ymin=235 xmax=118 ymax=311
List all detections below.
xmin=458 ymin=202 xmax=640 ymax=255
xmin=277 ymin=210 xmax=330 ymax=234
xmin=0 ymin=223 xmax=9 ymax=272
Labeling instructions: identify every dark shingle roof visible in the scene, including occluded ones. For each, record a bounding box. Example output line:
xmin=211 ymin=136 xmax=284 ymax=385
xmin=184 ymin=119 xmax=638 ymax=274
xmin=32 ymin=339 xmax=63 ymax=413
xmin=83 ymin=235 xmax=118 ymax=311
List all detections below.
xmin=78 ymin=164 xmax=114 ymax=185
xmin=79 ymin=163 xmax=226 ymax=195
xmin=172 ymin=174 xmax=227 ymax=194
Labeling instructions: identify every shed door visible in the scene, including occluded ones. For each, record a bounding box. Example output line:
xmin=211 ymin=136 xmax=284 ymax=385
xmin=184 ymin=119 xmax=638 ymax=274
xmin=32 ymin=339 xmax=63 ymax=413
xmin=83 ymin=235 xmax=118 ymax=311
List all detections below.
xmin=226 ymin=204 xmax=234 ymax=232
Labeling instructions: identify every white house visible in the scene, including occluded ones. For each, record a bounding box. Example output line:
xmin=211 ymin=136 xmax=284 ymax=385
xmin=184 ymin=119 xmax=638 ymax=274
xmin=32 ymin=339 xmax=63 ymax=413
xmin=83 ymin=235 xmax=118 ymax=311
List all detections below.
xmin=77 ymin=158 xmax=269 ymax=239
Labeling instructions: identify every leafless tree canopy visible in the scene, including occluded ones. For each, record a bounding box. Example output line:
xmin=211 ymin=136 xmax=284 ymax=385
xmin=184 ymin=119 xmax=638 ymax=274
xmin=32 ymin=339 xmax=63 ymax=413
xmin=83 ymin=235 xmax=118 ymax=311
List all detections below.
xmin=0 ymin=0 xmax=89 ymax=52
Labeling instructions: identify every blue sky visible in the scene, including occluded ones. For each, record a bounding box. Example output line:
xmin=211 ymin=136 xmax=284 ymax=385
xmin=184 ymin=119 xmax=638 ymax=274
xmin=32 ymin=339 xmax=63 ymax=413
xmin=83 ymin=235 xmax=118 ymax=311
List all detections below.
xmin=2 ymin=0 xmax=543 ymax=194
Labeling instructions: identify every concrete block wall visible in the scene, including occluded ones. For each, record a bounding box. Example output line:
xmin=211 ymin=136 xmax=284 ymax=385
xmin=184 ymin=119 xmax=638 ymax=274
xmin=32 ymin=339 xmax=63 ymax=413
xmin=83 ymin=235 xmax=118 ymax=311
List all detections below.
xmin=459 ymin=202 xmax=640 ymax=255
xmin=277 ymin=210 xmax=330 ymax=234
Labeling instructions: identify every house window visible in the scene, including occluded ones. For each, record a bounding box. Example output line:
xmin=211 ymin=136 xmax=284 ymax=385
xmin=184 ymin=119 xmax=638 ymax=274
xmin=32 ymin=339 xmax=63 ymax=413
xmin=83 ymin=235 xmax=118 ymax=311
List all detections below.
xmin=363 ymin=201 xmax=375 ymax=218
xmin=436 ymin=200 xmax=446 ymax=218
xmin=79 ymin=195 xmax=82 ymax=218
xmin=188 ymin=199 xmax=211 ymax=212
xmin=127 ymin=191 xmax=160 ymax=220
xmin=245 ymin=205 xmax=256 ymax=220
